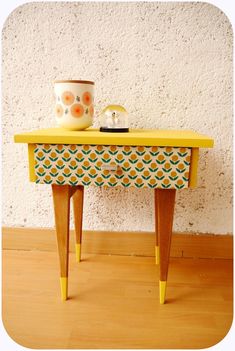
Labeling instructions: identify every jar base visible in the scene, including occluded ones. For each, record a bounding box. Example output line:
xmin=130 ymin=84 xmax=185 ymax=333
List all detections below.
xmin=100 ymin=127 xmax=129 ymax=133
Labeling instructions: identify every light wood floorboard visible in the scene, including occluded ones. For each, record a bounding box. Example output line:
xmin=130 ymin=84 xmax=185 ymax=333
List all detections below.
xmin=2 ymin=227 xmax=233 ymax=259
xmin=2 ymin=248 xmax=233 ymax=349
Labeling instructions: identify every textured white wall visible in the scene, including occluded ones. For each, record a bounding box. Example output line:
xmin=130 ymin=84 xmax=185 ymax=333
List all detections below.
xmin=2 ymin=2 xmax=233 ymax=234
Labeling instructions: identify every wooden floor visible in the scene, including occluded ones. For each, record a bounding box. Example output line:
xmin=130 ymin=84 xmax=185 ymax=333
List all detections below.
xmin=2 ymin=249 xmax=233 ymax=349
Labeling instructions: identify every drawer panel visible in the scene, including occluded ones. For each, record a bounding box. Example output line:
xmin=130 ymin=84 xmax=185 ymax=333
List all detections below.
xmin=34 ymin=144 xmax=191 ymax=189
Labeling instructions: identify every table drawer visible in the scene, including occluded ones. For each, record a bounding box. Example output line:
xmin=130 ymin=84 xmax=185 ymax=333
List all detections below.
xmin=34 ymin=144 xmax=191 ymax=189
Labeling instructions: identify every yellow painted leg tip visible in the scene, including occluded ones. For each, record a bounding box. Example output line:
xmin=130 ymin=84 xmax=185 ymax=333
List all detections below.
xmin=75 ymin=243 xmax=81 ymax=262
xmin=159 ymin=281 xmax=167 ymax=304
xmin=155 ymin=246 xmax=160 ymax=265
xmin=60 ymin=277 xmax=68 ymax=301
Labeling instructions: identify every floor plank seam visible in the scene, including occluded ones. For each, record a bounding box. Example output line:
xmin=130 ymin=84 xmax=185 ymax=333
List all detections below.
xmin=2 ymin=248 xmax=233 ymax=262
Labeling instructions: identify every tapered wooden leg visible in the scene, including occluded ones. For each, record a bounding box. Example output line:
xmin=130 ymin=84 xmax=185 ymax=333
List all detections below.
xmin=156 ymin=188 xmax=176 ymax=304
xmin=52 ymin=184 xmax=71 ymax=301
xmin=72 ymin=186 xmax=84 ymax=262
xmin=154 ymin=190 xmax=159 ymax=265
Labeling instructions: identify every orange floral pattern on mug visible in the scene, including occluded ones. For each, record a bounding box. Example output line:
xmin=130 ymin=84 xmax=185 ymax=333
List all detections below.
xmin=71 ymin=104 xmax=84 ymax=118
xmin=55 ymin=104 xmax=63 ymax=117
xmin=62 ymin=91 xmax=75 ymax=106
xmin=82 ymin=92 xmax=92 ymax=106
xmin=89 ymin=104 xmax=94 ymax=117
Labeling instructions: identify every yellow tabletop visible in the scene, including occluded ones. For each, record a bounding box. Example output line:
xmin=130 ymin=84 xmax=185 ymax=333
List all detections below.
xmin=14 ymin=128 xmax=214 ymax=148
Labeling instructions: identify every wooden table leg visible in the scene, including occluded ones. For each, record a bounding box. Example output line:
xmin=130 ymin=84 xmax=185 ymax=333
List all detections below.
xmin=154 ymin=190 xmax=159 ymax=265
xmin=155 ymin=188 xmax=176 ymax=304
xmin=72 ymin=186 xmax=84 ymax=262
xmin=52 ymin=184 xmax=71 ymax=301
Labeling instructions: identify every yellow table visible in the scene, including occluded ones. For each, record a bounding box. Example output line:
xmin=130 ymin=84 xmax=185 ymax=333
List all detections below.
xmin=14 ymin=128 xmax=214 ymax=303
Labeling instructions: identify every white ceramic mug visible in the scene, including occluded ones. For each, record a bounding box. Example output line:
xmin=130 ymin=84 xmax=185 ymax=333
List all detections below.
xmin=54 ymin=80 xmax=94 ymax=130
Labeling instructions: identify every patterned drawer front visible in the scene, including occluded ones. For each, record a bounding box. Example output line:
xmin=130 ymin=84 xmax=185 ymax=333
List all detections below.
xmin=34 ymin=144 xmax=191 ymax=189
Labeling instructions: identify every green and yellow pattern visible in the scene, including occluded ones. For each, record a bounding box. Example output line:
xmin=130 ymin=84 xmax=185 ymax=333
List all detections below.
xmin=34 ymin=144 xmax=191 ymax=189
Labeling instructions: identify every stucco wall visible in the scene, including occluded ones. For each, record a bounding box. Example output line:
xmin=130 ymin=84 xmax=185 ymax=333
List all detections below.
xmin=2 ymin=2 xmax=233 ymax=234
